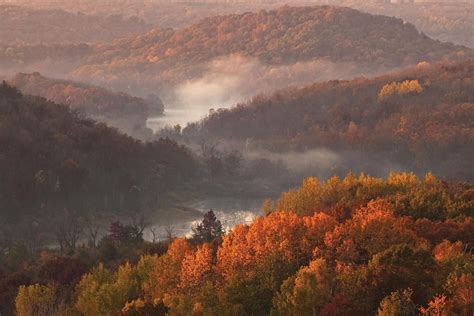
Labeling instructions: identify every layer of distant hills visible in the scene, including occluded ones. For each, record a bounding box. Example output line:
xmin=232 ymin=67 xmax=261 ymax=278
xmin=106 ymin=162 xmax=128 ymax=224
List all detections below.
xmin=1 ymin=6 xmax=471 ymax=98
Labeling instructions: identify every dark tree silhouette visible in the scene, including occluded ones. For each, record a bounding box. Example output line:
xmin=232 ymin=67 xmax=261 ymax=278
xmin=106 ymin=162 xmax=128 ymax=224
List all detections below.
xmin=191 ymin=210 xmax=224 ymax=243
xmin=108 ymin=221 xmax=143 ymax=245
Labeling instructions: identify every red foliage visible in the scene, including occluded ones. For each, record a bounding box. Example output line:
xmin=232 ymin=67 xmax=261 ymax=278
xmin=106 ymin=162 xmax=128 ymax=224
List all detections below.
xmin=38 ymin=255 xmax=87 ymax=286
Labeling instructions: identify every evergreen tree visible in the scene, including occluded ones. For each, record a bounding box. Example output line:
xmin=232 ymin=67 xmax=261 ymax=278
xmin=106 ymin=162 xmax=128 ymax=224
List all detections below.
xmin=191 ymin=210 xmax=223 ymax=243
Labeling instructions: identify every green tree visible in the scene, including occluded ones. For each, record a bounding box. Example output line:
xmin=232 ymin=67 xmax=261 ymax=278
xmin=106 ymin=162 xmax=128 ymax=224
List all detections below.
xmin=369 ymin=244 xmax=436 ymax=305
xmin=191 ymin=210 xmax=223 ymax=243
xmin=272 ymin=258 xmax=333 ymax=316
xmin=377 ymin=288 xmax=417 ymax=316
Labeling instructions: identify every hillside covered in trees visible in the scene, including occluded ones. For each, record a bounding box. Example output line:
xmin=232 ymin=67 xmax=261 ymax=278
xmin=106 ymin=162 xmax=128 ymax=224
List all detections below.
xmin=87 ymin=5 xmax=466 ymax=66
xmin=350 ymin=1 xmax=474 ymax=48
xmin=8 ymin=72 xmax=164 ymax=138
xmin=181 ymin=60 xmax=474 ymax=180
xmin=3 ymin=173 xmax=473 ymax=315
xmin=1 ymin=2 xmax=473 ymax=315
xmin=0 ymin=5 xmax=151 ymax=45
xmin=71 ymin=5 xmax=472 ymax=91
xmin=3 ymin=0 xmax=472 ymax=48
xmin=0 ymin=0 xmax=265 ymax=27
xmin=0 ymin=6 xmax=471 ymax=95
xmin=0 ymin=82 xmax=198 ymax=234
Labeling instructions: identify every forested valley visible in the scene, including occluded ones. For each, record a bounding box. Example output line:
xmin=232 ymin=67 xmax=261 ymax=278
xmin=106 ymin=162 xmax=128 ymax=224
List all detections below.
xmin=0 ymin=1 xmax=473 ymax=315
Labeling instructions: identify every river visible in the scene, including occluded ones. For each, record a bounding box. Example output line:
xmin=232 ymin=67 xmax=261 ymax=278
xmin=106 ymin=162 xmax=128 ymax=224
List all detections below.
xmin=145 ymin=106 xmax=267 ymax=241
xmin=144 ymin=197 xmax=264 ymax=241
xmin=146 ymin=108 xmax=194 ymax=131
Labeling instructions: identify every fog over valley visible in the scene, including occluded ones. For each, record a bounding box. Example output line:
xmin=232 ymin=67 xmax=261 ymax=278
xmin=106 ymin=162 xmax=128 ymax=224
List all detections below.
xmin=0 ymin=1 xmax=473 ymax=315
xmin=147 ymin=56 xmax=368 ymax=130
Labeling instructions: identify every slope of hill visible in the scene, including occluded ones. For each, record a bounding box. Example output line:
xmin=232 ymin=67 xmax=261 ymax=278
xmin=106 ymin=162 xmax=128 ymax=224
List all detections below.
xmin=8 ymin=72 xmax=164 ymax=138
xmin=1 ymin=6 xmax=471 ymax=96
xmin=0 ymin=82 xmax=197 ymax=225
xmin=0 ymin=5 xmax=151 ymax=45
xmin=95 ymin=5 xmax=465 ymax=65
xmin=2 ymin=0 xmax=472 ymax=47
xmin=71 ymin=6 xmax=471 ymax=90
xmin=0 ymin=0 xmax=278 ymax=28
xmin=181 ymin=60 xmax=474 ymax=180
xmin=349 ymin=2 xmax=474 ymax=48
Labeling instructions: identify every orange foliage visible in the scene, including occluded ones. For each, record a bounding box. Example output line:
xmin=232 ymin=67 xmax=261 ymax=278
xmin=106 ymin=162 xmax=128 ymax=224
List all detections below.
xmin=179 ymin=243 xmax=215 ymax=291
xmin=324 ymin=200 xmax=422 ymax=264
xmin=303 ymin=213 xmax=338 ymax=250
xmin=144 ymin=238 xmax=192 ymax=303
xmin=420 ymin=294 xmax=447 ymax=315
xmin=217 ymin=211 xmax=337 ymax=281
xmin=433 ymin=240 xmax=464 ymax=262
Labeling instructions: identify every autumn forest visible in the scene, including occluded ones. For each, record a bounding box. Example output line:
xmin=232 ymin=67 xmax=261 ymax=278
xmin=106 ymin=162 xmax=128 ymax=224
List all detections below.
xmin=0 ymin=0 xmax=473 ymax=315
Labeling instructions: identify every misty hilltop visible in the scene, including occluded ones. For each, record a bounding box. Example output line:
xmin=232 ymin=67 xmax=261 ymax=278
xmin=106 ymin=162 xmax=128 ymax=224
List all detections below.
xmin=92 ymin=5 xmax=467 ymax=66
xmin=1 ymin=5 xmax=471 ymax=96
xmin=1 ymin=2 xmax=473 ymax=316
xmin=73 ymin=5 xmax=472 ymax=90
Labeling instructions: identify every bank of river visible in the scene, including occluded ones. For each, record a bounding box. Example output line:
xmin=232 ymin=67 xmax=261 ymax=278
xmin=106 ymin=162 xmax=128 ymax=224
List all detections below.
xmin=146 ymin=107 xmax=269 ymax=240
xmin=144 ymin=196 xmax=264 ymax=241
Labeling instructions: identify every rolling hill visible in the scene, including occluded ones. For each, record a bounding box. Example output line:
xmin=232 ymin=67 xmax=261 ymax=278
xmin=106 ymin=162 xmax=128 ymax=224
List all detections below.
xmin=8 ymin=72 xmax=164 ymax=138
xmin=181 ymin=60 xmax=474 ymax=180
xmin=71 ymin=5 xmax=472 ymax=92
xmin=0 ymin=82 xmax=197 ymax=224
xmin=1 ymin=6 xmax=471 ymax=96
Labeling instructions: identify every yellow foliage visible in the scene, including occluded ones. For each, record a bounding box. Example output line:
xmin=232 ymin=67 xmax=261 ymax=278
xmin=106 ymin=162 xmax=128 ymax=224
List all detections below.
xmin=75 ymin=262 xmax=142 ymax=316
xmin=15 ymin=284 xmax=58 ymax=316
xmin=264 ymin=172 xmax=450 ymax=222
xmin=272 ymin=177 xmax=322 ymax=215
xmin=122 ymin=298 xmax=146 ymax=314
xmin=378 ymin=82 xmax=399 ymax=100
xmin=388 ymin=171 xmax=418 ymax=187
xmin=379 ymin=80 xmax=423 ymax=100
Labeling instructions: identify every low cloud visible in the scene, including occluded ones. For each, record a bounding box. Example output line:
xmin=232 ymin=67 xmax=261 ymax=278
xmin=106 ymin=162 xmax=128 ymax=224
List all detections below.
xmin=148 ymin=55 xmax=370 ymax=130
xmin=245 ymin=148 xmax=341 ymax=176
